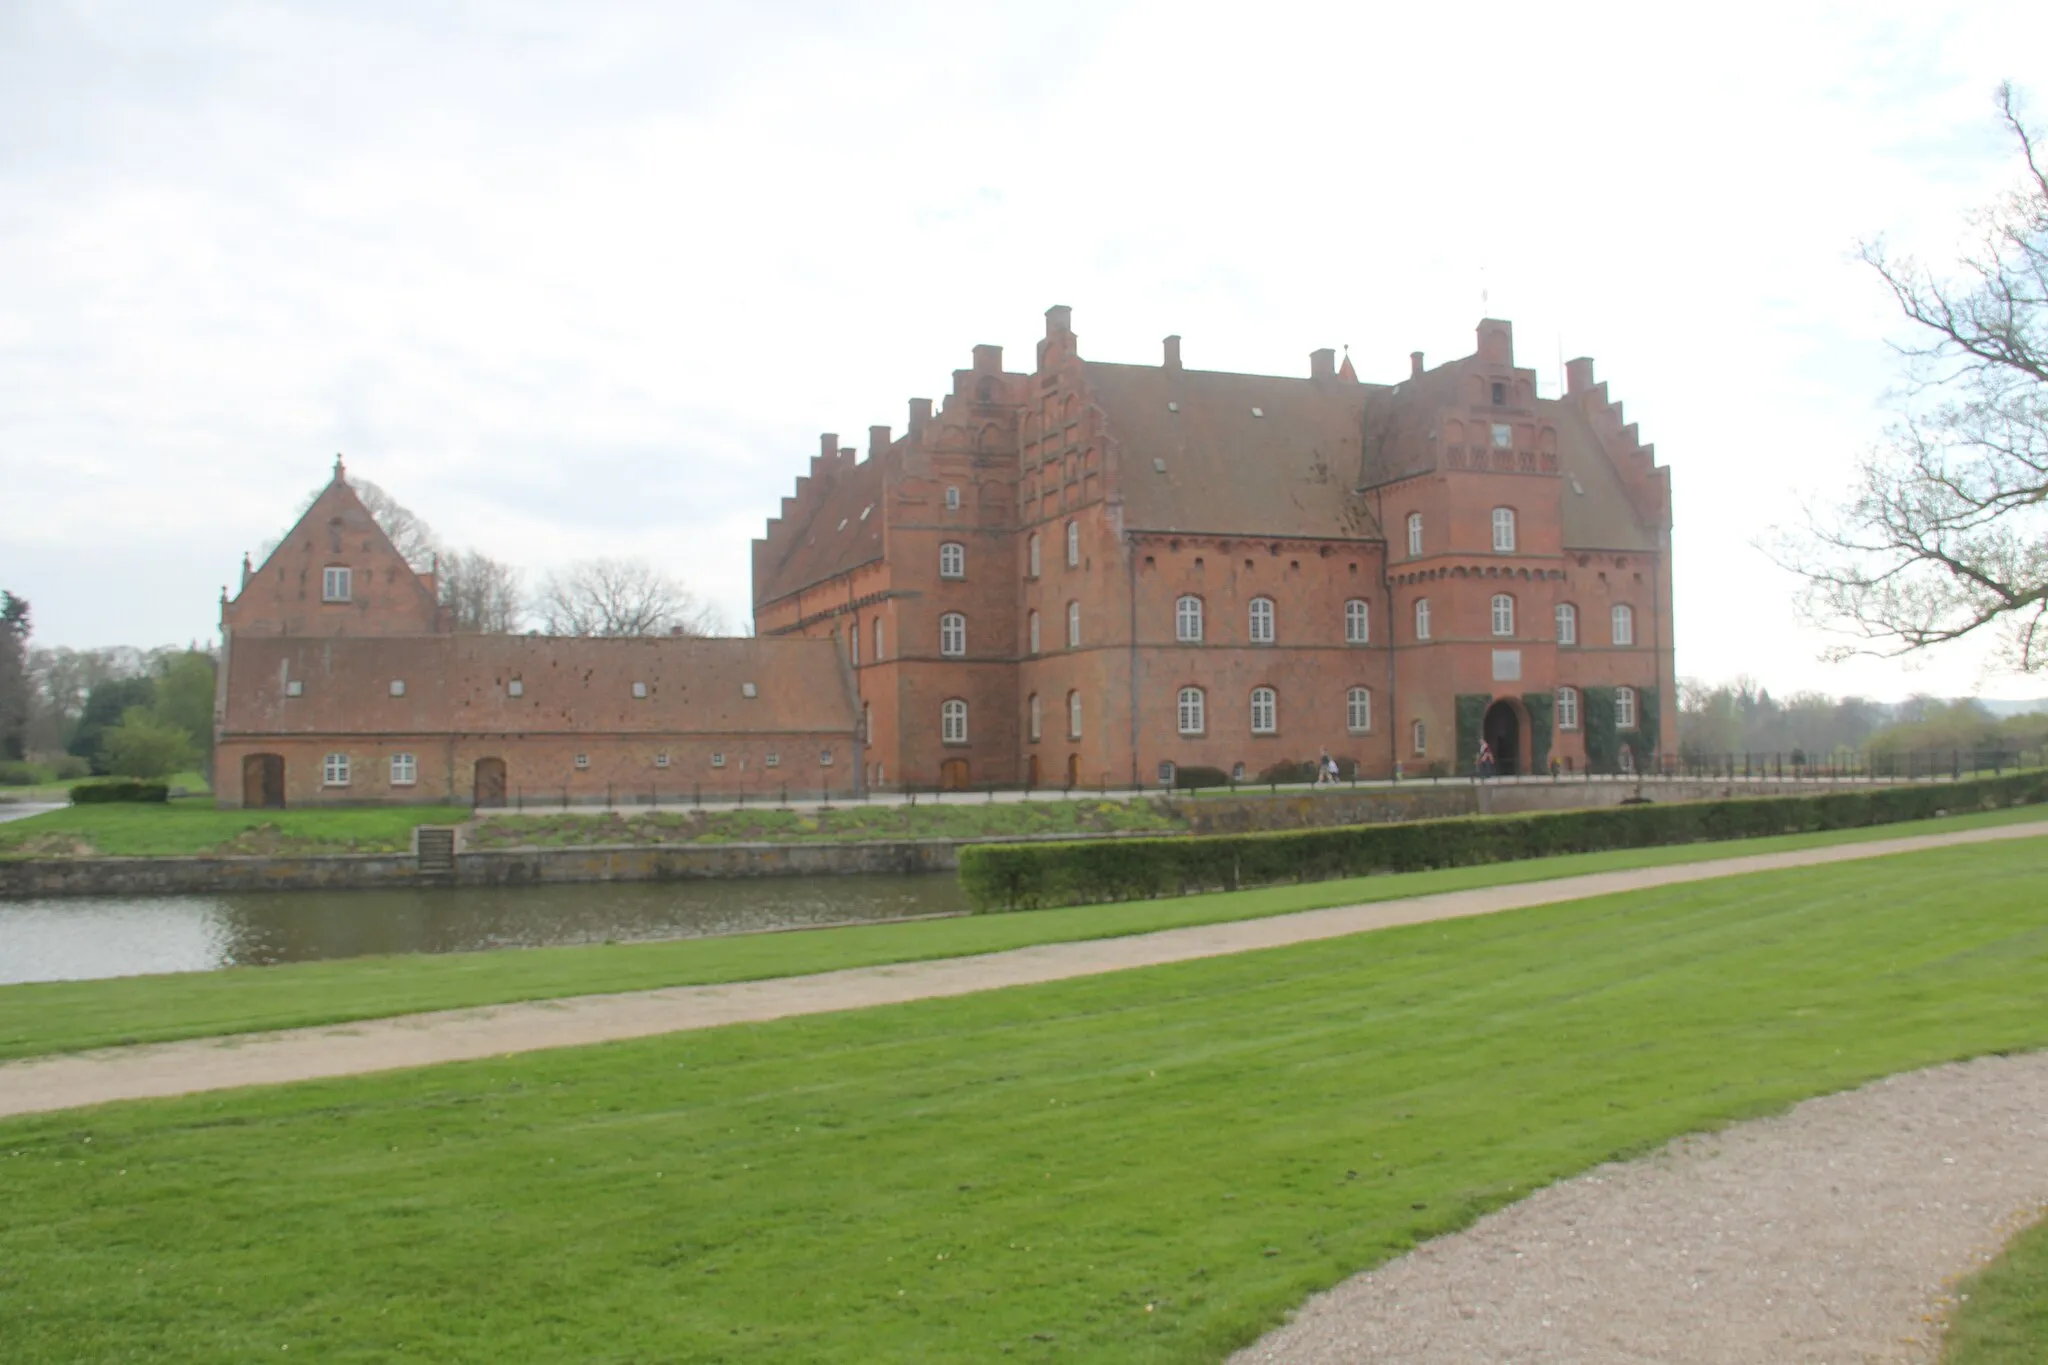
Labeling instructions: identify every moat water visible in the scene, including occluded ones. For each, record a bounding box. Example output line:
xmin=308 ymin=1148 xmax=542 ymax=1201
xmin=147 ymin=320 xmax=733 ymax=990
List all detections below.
xmin=0 ymin=874 xmax=969 ymax=985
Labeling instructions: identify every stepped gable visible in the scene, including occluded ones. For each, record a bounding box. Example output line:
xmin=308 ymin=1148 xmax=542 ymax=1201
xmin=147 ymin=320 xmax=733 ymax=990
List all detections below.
xmin=220 ymin=634 xmax=857 ymax=738
xmin=751 ymin=433 xmax=885 ymax=608
xmin=1555 ymin=356 xmax=1670 ymax=551
xmin=225 ymin=458 xmax=445 ymax=637
xmin=1084 ymin=353 xmax=1385 ymax=542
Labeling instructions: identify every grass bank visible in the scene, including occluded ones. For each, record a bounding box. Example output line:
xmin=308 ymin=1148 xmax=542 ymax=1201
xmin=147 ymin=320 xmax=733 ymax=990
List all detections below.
xmin=0 ymin=797 xmax=470 ymax=858
xmin=1945 ymin=1215 xmax=2048 ymax=1363
xmin=2 ymin=842 xmax=2045 ymax=1362
xmin=0 ymin=805 xmax=2041 ymax=1063
xmin=465 ymin=796 xmax=1184 ymax=849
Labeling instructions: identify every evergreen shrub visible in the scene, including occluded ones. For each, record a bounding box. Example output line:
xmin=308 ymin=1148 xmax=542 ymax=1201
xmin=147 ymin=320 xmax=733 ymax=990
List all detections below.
xmin=70 ymin=780 xmax=171 ymax=804
xmin=957 ymin=771 xmax=2048 ymax=912
xmin=1172 ymin=766 xmax=1232 ymax=791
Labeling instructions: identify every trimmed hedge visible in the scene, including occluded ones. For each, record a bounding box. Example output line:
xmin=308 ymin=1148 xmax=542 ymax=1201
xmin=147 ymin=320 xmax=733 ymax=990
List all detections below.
xmin=70 ymin=780 xmax=171 ymax=804
xmin=958 ymin=771 xmax=2048 ymax=912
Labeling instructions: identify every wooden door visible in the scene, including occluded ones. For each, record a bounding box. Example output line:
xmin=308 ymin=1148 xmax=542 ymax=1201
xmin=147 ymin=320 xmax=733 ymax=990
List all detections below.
xmin=474 ymin=757 xmax=508 ymax=808
xmin=939 ymin=758 xmax=970 ymax=791
xmin=242 ymin=753 xmax=284 ymax=809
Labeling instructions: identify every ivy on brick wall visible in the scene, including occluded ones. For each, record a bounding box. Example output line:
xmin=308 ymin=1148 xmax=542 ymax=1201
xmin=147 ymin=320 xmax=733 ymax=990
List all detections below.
xmin=1625 ymin=687 xmax=1662 ymax=772
xmin=1455 ymin=694 xmax=1490 ymax=775
xmin=1582 ymin=685 xmax=1620 ymax=774
xmin=1521 ymin=691 xmax=1554 ymax=772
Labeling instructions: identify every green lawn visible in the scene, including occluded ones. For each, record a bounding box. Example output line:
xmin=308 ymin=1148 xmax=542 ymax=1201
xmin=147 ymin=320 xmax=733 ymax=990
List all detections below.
xmin=1 ymin=841 xmax=2045 ymax=1362
xmin=0 ymin=797 xmax=470 ymax=858
xmin=3 ymin=805 xmax=2042 ymax=1063
xmin=466 ymin=796 xmax=1186 ymax=849
xmin=1945 ymin=1215 xmax=2048 ymax=1363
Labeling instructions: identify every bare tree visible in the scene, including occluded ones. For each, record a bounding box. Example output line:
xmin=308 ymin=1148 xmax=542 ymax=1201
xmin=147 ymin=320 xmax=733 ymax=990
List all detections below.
xmin=1783 ymin=83 xmax=2048 ymax=671
xmin=349 ymin=478 xmax=439 ymax=572
xmin=533 ymin=558 xmax=722 ymax=637
xmin=437 ymin=550 xmax=525 ymax=633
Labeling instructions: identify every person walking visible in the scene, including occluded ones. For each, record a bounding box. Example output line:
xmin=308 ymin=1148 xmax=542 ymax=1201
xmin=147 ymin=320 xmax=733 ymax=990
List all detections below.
xmin=1477 ymin=741 xmax=1495 ymax=780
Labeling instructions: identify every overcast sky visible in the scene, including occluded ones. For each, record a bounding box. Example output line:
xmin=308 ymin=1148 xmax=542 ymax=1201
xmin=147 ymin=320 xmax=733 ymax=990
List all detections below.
xmin=3 ymin=1 xmax=2044 ymax=701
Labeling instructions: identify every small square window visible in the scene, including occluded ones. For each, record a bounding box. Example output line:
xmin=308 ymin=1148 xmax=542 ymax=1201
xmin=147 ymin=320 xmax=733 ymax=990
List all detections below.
xmin=507 ymin=678 xmax=524 ymax=697
xmin=632 ymin=681 xmax=648 ymax=699
xmin=574 ymin=754 xmax=589 ymax=770
xmin=765 ymin=752 xmax=780 ymax=768
xmin=742 ymin=682 xmax=758 ymax=698
xmin=654 ymin=753 xmax=669 ymax=769
xmin=1491 ymin=422 xmax=1512 ymax=448
xmin=711 ymin=753 xmax=726 ymax=768
xmin=286 ymin=679 xmax=303 ymax=698
xmin=819 ymin=749 xmax=834 ymax=766
xmin=389 ymin=679 xmax=406 ymax=697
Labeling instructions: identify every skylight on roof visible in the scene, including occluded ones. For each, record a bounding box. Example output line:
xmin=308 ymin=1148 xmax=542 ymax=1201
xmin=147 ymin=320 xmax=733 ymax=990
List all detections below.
xmin=837 ymin=518 xmax=848 ymax=531
xmin=859 ymin=505 xmax=872 ymax=520
xmin=1251 ymin=407 xmax=1264 ymax=418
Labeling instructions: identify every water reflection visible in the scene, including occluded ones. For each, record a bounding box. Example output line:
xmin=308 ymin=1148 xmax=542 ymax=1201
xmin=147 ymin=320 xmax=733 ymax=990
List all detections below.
xmin=0 ymin=874 xmax=969 ymax=985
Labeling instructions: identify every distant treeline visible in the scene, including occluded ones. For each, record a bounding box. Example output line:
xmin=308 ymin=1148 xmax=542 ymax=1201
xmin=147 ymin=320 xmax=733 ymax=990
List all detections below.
xmin=1677 ymin=678 xmax=2048 ymax=764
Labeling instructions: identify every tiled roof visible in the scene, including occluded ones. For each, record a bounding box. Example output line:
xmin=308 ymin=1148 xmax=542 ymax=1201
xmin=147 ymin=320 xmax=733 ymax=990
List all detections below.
xmin=753 ymin=457 xmax=885 ymax=607
xmin=223 ymin=635 xmax=858 ymax=737
xmin=1083 ymin=362 xmax=1386 ymax=541
xmin=1552 ymin=402 xmax=1658 ymax=552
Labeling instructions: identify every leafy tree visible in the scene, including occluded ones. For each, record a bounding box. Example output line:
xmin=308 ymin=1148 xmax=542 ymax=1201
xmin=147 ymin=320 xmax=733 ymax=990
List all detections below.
xmin=534 ymin=557 xmax=722 ymax=637
xmin=68 ymin=676 xmax=156 ymax=774
xmin=151 ymin=650 xmax=217 ymax=779
xmin=99 ymin=706 xmax=194 ymax=780
xmin=0 ymin=592 xmax=28 ymax=761
xmin=1786 ymin=84 xmax=2048 ymax=671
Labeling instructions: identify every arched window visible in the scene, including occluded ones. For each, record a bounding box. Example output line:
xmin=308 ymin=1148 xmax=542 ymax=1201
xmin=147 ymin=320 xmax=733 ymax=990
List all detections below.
xmin=940 ymin=612 xmax=966 ymax=657
xmin=941 ymin=698 xmax=968 ymax=744
xmin=1612 ymin=604 xmax=1635 ymax=646
xmin=1065 ymin=520 xmax=1079 ymax=567
xmin=1491 ymin=593 xmax=1515 ymax=637
xmin=939 ymin=542 xmax=965 ymax=578
xmin=1492 ymin=507 xmax=1517 ymax=553
xmin=1414 ymin=598 xmax=1432 ymax=640
xmin=1347 ymin=686 xmax=1372 ymax=733
xmin=1248 ymin=596 xmax=1275 ymax=644
xmin=1555 ymin=603 xmax=1577 ymax=645
xmin=873 ymin=617 xmax=885 ymax=662
xmin=1028 ymin=533 xmax=1041 ymax=578
xmin=1177 ymin=686 xmax=1206 ymax=736
xmin=1068 ymin=690 xmax=1083 ymax=739
xmin=1556 ymin=686 xmax=1580 ymax=730
xmin=1175 ymin=595 xmax=1203 ymax=642
xmin=1344 ymin=598 xmax=1370 ymax=644
xmin=1406 ymin=512 xmax=1423 ymax=558
xmin=1028 ymin=610 xmax=1041 ymax=655
xmin=1616 ymin=685 xmax=1638 ymax=729
xmin=1250 ymin=686 xmax=1277 ymax=734
xmin=1028 ymin=693 xmax=1041 ymax=742
xmin=1411 ymin=719 xmax=1427 ymax=754
xmin=1066 ymin=600 xmax=1080 ymax=648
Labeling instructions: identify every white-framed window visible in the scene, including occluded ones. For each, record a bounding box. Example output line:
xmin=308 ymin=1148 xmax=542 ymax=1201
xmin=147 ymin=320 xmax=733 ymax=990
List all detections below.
xmin=742 ymin=682 xmax=758 ymax=698
xmin=1177 ymin=686 xmax=1206 ymax=736
xmin=389 ymin=752 xmax=417 ymax=786
xmin=1066 ymin=600 xmax=1080 ymax=648
xmin=1028 ymin=610 xmax=1041 ymax=655
xmin=1250 ymin=686 xmax=1277 ymax=735
xmin=1414 ymin=598 xmax=1432 ymax=640
xmin=655 ymin=752 xmax=670 ymax=768
xmin=1248 ymin=596 xmax=1275 ymax=644
xmin=1491 ymin=421 xmax=1512 ymax=448
xmin=819 ymin=749 xmax=833 ymax=766
xmin=322 ymin=752 xmax=350 ymax=786
xmin=322 ymin=566 xmax=352 ymax=602
xmin=1347 ymin=686 xmax=1372 ymax=733
xmin=507 ymin=678 xmax=524 ymax=697
xmin=874 ymin=617 xmax=885 ymax=662
xmin=1406 ymin=512 xmax=1423 ymax=558
xmin=1411 ymin=719 xmax=1427 ymax=754
xmin=939 ymin=541 xmax=965 ymax=579
xmin=1612 ymin=604 xmax=1635 ymax=646
xmin=942 ymin=698 xmax=968 ymax=744
xmin=286 ymin=679 xmax=304 ymax=698
xmin=1492 ymin=507 xmax=1516 ymax=553
xmin=631 ymin=681 xmax=647 ymax=699
xmin=1175 ymin=595 xmax=1203 ymax=642
xmin=1067 ymin=690 xmax=1082 ymax=740
xmin=1065 ymin=520 xmax=1079 ymax=567
xmin=1491 ymin=593 xmax=1515 ymax=637
xmin=1555 ymin=603 xmax=1577 ymax=646
xmin=711 ymin=752 xmax=726 ymax=768
xmin=1028 ymin=693 xmax=1041 ymax=742
xmin=574 ymin=754 xmax=589 ymax=769
xmin=765 ymin=752 xmax=780 ymax=768
xmin=1617 ymin=685 xmax=1638 ymax=729
xmin=1028 ymin=533 xmax=1041 ymax=578
xmin=389 ymin=679 xmax=406 ymax=697
xmin=1556 ymin=686 xmax=1580 ymax=730
xmin=945 ymin=485 xmax=961 ymax=510
xmin=1345 ymin=598 xmax=1370 ymax=644
xmin=940 ymin=612 xmax=966 ymax=657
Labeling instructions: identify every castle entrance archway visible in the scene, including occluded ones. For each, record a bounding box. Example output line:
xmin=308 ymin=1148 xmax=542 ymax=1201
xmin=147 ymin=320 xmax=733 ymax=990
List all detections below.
xmin=1482 ymin=700 xmax=1521 ymax=776
xmin=474 ymin=757 xmax=507 ymax=808
xmin=241 ymin=753 xmax=285 ymax=809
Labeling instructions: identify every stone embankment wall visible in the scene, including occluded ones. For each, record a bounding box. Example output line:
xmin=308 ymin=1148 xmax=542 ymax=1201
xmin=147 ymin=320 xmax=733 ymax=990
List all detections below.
xmin=0 ymin=778 xmax=1887 ymax=898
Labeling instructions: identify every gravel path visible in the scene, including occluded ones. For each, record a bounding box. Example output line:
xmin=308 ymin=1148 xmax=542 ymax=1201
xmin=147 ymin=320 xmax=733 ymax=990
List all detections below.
xmin=0 ymin=820 xmax=2041 ymax=1120
xmin=1231 ymin=1052 xmax=2048 ymax=1364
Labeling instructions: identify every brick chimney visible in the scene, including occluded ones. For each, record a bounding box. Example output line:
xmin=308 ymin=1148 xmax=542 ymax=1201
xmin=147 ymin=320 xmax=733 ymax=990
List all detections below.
xmin=1310 ymin=348 xmax=1336 ymax=380
xmin=868 ymin=425 xmax=891 ymax=460
xmin=1045 ymin=304 xmax=1072 ymax=336
xmin=908 ymin=397 xmax=932 ymax=439
xmin=1163 ymin=335 xmax=1182 ymax=371
xmin=1410 ymin=351 xmax=1425 ymax=379
xmin=972 ymin=343 xmax=1002 ymax=373
xmin=1566 ymin=357 xmax=1596 ymax=395
xmin=819 ymin=432 xmax=837 ymax=462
